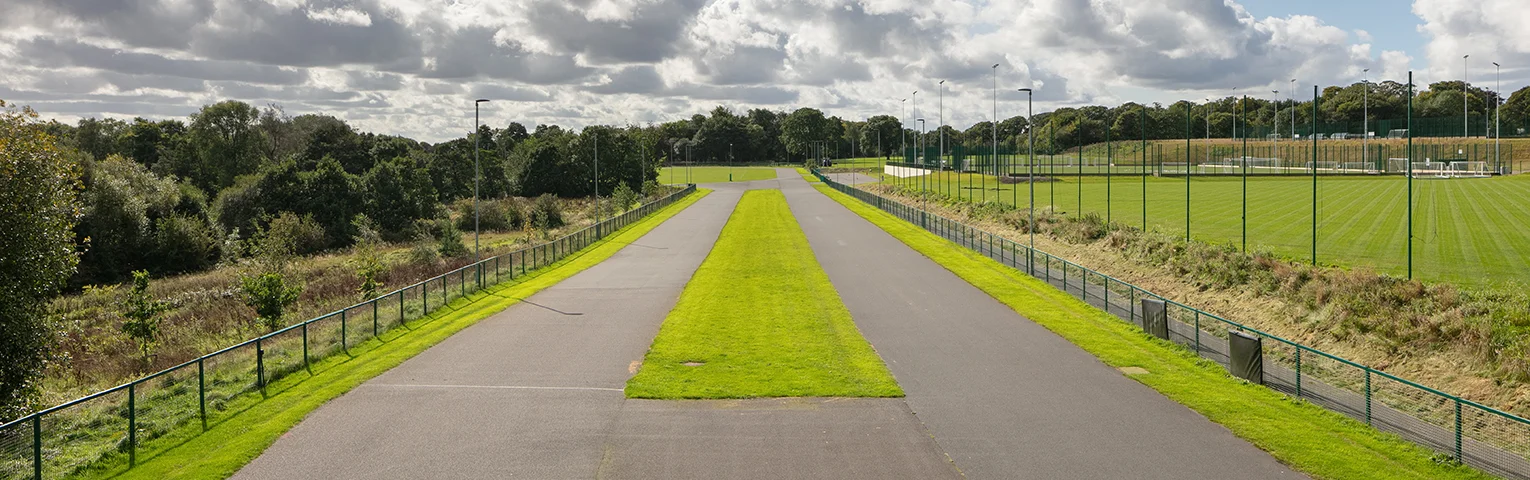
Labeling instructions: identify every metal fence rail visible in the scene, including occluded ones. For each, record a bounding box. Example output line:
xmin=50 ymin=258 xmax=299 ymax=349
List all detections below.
xmin=0 ymin=185 xmax=696 ymax=480
xmin=810 ymin=168 xmax=1530 ymax=480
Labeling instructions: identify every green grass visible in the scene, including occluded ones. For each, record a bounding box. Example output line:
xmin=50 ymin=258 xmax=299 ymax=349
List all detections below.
xmin=69 ymin=189 xmax=710 ymax=480
xmin=658 ymin=166 xmax=777 ymax=184
xmin=813 ymin=182 xmax=1493 ymax=480
xmin=882 ymin=169 xmax=1530 ymax=286
xmin=625 ymin=189 xmax=901 ymax=399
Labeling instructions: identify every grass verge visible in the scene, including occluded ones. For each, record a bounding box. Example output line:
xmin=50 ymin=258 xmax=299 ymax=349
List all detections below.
xmin=625 ymin=189 xmax=901 ymax=399
xmin=659 ymin=166 xmax=777 ymax=184
xmin=811 ymin=183 xmax=1491 ymax=480
xmin=72 ymin=189 xmax=710 ymax=480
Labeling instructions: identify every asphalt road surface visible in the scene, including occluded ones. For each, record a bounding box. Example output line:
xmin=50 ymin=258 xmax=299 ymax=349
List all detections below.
xmin=777 ymin=168 xmax=1305 ymax=479
xmin=233 ymin=183 xmax=958 ymax=479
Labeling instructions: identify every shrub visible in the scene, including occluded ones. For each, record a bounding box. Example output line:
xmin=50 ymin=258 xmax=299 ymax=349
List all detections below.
xmin=350 ymin=215 xmax=386 ymax=300
xmin=436 ymin=216 xmax=468 ymax=258
xmin=531 ymin=194 xmax=564 ymax=230
xmin=150 ymin=213 xmax=221 ymax=275
xmin=264 ymin=212 xmax=326 ymax=255
xmin=120 ymin=270 xmax=170 ymax=362
xmin=454 ymin=198 xmax=523 ymax=232
xmin=239 ymin=271 xmax=302 ymax=331
xmin=611 ymin=182 xmax=639 ymax=213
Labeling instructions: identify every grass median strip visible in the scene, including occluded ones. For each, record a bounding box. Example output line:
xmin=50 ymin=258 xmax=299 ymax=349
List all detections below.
xmin=810 ymin=183 xmax=1491 ymax=480
xmin=659 ymin=166 xmax=777 ymax=184
xmin=74 ymin=189 xmax=709 ymax=480
xmin=625 ymin=189 xmax=901 ymax=399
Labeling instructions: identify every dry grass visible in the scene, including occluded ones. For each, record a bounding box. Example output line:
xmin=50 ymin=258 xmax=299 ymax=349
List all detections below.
xmin=865 ymin=182 xmax=1530 ymax=415
xmin=41 ymin=189 xmax=677 ymax=404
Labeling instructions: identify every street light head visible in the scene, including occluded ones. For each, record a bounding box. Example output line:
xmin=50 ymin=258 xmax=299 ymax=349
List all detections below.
xmin=1493 ymin=62 xmax=1500 ymax=67
xmin=475 ymin=99 xmax=490 ymax=103
xmin=992 ymin=63 xmax=1000 ymax=69
xmin=1017 ymin=88 xmax=1032 ymax=93
xmin=1464 ymin=54 xmax=1470 ymax=59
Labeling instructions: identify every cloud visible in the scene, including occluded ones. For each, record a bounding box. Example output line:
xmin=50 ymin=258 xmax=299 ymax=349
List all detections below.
xmin=0 ymin=0 xmax=1408 ymax=142
xmin=1414 ymin=0 xmax=1530 ymax=88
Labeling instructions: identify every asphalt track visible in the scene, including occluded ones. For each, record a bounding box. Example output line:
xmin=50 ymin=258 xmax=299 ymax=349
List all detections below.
xmin=234 ymin=174 xmax=1304 ymax=479
xmin=233 ymin=182 xmax=957 ymax=479
xmin=776 ymin=168 xmax=1305 ymax=479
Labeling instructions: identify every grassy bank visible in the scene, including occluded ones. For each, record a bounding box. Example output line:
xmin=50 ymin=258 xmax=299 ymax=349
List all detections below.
xmin=658 ymin=166 xmax=777 ymax=184
xmin=625 ymin=189 xmax=900 ymax=399
xmin=62 ymin=189 xmax=708 ymax=480
xmin=812 ymin=182 xmax=1491 ymax=480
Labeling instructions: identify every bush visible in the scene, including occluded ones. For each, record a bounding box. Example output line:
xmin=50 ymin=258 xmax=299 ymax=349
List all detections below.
xmin=530 ymin=194 xmax=564 ymax=230
xmin=454 ymin=198 xmax=523 ymax=232
xmin=611 ymin=182 xmax=639 ymax=213
xmin=150 ymin=213 xmax=221 ymax=275
xmin=436 ymin=216 xmax=468 ymax=258
xmin=120 ymin=270 xmax=170 ymax=362
xmin=239 ymin=272 xmax=301 ymax=330
xmin=264 ymin=212 xmax=326 ymax=255
xmin=350 ymin=215 xmax=386 ymax=300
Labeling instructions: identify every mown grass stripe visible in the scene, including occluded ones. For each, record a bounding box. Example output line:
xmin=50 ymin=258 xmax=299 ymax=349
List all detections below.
xmin=625 ymin=189 xmax=901 ymax=399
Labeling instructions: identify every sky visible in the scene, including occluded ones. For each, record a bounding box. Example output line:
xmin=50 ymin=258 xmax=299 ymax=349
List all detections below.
xmin=1 ymin=0 xmax=1525 ymax=142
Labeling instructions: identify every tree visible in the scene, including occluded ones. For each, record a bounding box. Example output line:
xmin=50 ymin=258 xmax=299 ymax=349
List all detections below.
xmin=363 ymin=155 xmax=438 ymax=242
xmin=0 ymin=100 xmax=84 ymax=419
xmin=121 ymin=270 xmax=170 ymax=362
xmin=177 ymin=101 xmax=265 ymax=192
xmin=240 ymin=217 xmax=304 ymax=330
xmin=780 ymin=108 xmax=829 ymax=160
xmin=73 ymin=155 xmax=181 ymax=285
xmin=349 ymin=215 xmax=386 ymax=300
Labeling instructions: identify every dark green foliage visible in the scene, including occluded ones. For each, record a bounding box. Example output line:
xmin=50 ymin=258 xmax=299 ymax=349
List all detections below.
xmin=454 ymin=198 xmax=523 ymax=232
xmin=611 ymin=181 xmax=638 ymax=213
xmin=296 ymin=157 xmax=362 ymax=248
xmin=150 ymin=213 xmax=222 ymax=274
xmin=240 ymin=272 xmax=301 ymax=330
xmin=530 ymin=194 xmax=564 ymax=230
xmin=435 ymin=217 xmax=467 ymax=258
xmin=350 ymin=215 xmax=386 ymax=300
xmin=121 ymin=270 xmax=170 ymax=361
xmin=264 ymin=212 xmax=326 ymax=256
xmin=363 ymin=156 xmax=437 ymax=242
xmin=0 ymin=100 xmax=83 ymax=419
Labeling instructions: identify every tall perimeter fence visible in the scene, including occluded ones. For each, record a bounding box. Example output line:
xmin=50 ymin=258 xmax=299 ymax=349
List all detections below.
xmin=811 ymin=168 xmax=1530 ymax=480
xmin=0 ymin=185 xmax=697 ymax=480
xmin=895 ymin=141 xmax=1518 ymax=177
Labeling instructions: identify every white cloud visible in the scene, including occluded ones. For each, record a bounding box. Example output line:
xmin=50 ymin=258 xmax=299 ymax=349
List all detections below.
xmin=1414 ymin=0 xmax=1530 ymax=89
xmin=0 ymin=0 xmax=1425 ymax=142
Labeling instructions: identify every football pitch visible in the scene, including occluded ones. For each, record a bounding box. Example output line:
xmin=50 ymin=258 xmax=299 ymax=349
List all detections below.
xmin=883 ymin=170 xmax=1530 ymax=286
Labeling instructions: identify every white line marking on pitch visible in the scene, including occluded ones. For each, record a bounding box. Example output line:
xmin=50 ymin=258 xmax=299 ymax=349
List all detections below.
xmin=370 ymin=384 xmax=623 ymax=392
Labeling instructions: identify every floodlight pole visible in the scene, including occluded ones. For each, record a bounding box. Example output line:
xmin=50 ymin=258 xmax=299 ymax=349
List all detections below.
xmin=1186 ymin=101 xmax=1192 ymax=242
xmin=940 ymin=80 xmax=945 ymax=195
xmin=1363 ymin=69 xmax=1369 ymax=167
xmin=918 ymin=118 xmax=927 ymax=228
xmin=1289 ymin=78 xmax=1296 ymax=142
xmin=993 ymin=63 xmax=1000 ymax=205
xmin=473 ymin=99 xmax=489 ymax=269
xmin=729 ymin=143 xmax=733 ymax=181
xmin=1312 ymin=85 xmax=1319 ymax=266
xmin=1020 ymin=88 xmax=1034 ymax=275
xmin=1272 ymin=90 xmax=1280 ymax=152
xmin=1242 ymin=95 xmax=1248 ymax=252
xmin=1464 ymin=55 xmax=1470 ymax=138
xmin=1407 ymin=71 xmax=1414 ymax=279
xmin=1141 ymin=104 xmax=1147 ymax=232
xmin=594 ymin=132 xmax=600 ymax=232
xmin=1495 ymin=62 xmax=1501 ymax=171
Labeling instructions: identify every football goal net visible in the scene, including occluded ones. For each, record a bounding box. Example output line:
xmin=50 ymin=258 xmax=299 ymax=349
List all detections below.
xmin=1387 ymin=129 xmax=1409 ymax=139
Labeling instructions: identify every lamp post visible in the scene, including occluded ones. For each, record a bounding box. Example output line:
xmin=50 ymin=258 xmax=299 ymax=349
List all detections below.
xmin=1019 ymin=88 xmax=1034 ymax=275
xmin=1272 ymin=90 xmax=1280 ymax=152
xmin=1289 ymin=78 xmax=1296 ymax=141
xmin=1363 ymin=69 xmax=1369 ymax=165
xmin=472 ymin=98 xmax=489 ymax=267
xmin=918 ymin=118 xmax=928 ymax=228
xmin=593 ymin=132 xmax=600 ymax=232
xmin=901 ymin=98 xmax=908 ymax=162
xmin=913 ymin=90 xmax=919 ymax=166
xmin=1464 ymin=54 xmax=1470 ymax=138
xmin=1495 ymin=62 xmax=1502 ymax=170
xmin=939 ymin=80 xmax=945 ymax=178
xmin=729 ymin=143 xmax=733 ymax=181
xmin=992 ymin=63 xmax=1000 ymax=204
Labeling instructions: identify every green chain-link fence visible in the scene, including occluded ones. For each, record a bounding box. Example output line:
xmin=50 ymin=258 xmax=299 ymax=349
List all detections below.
xmin=812 ymin=168 xmax=1530 ymax=480
xmin=0 ymin=185 xmax=696 ymax=480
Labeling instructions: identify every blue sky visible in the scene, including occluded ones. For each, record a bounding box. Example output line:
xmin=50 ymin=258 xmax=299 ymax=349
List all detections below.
xmin=1242 ymin=0 xmax=1426 ymax=63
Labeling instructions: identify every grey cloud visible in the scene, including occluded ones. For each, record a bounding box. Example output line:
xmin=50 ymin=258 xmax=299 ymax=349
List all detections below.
xmin=20 ymin=0 xmax=213 ymax=49
xmin=693 ymin=46 xmax=786 ymax=85
xmin=525 ymin=0 xmax=707 ymax=63
xmin=16 ymin=38 xmax=308 ymax=85
xmin=415 ymin=26 xmax=595 ymax=85
xmin=188 ymin=0 xmax=422 ymax=69
xmin=98 ymin=72 xmax=209 ymax=93
xmin=583 ymin=66 xmax=667 ymax=94
xmin=347 ymin=71 xmax=406 ymax=91
xmin=469 ymin=84 xmax=555 ymax=102
xmin=676 ymin=84 xmax=798 ymax=104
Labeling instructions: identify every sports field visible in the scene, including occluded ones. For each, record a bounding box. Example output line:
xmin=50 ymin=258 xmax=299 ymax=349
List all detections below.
xmin=659 ymin=166 xmax=776 ymax=184
xmin=881 ymin=169 xmax=1530 ymax=286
